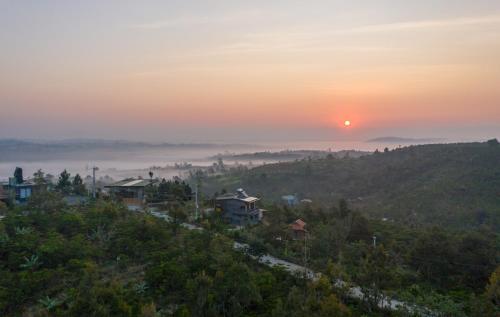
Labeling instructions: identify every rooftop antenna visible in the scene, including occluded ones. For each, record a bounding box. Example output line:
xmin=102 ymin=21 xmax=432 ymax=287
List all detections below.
xmin=92 ymin=166 xmax=99 ymax=199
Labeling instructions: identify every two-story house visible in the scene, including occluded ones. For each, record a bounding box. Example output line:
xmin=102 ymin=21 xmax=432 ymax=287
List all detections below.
xmin=215 ymin=188 xmax=262 ymax=226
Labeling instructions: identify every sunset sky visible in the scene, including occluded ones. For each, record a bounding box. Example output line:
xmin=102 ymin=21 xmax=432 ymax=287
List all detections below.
xmin=1 ymin=1 xmax=499 ymax=142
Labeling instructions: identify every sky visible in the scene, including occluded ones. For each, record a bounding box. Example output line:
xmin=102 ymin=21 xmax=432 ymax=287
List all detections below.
xmin=0 ymin=0 xmax=499 ymax=142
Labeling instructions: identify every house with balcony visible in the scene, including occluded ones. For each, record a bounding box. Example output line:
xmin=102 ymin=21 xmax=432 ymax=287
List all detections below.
xmin=215 ymin=188 xmax=262 ymax=226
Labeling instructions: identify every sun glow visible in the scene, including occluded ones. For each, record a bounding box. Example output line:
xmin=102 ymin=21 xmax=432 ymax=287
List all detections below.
xmin=344 ymin=120 xmax=351 ymax=127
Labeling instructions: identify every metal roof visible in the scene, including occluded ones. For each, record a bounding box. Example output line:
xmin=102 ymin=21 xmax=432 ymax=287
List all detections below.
xmin=105 ymin=178 xmax=156 ymax=188
xmin=216 ymin=188 xmax=259 ymax=202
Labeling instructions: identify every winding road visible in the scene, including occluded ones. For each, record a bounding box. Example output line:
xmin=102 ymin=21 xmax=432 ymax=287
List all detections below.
xmin=149 ymin=210 xmax=430 ymax=315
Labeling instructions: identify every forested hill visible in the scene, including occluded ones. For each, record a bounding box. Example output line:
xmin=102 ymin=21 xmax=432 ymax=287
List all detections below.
xmin=202 ymin=140 xmax=500 ymax=229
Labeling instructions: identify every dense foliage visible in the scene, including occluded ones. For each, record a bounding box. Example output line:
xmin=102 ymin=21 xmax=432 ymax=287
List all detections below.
xmin=0 ymin=196 xmax=355 ymax=316
xmin=234 ymin=201 xmax=499 ymax=316
xmin=146 ymin=179 xmax=193 ymax=202
xmin=197 ymin=141 xmax=500 ymax=230
xmin=1 ymin=141 xmax=498 ymax=316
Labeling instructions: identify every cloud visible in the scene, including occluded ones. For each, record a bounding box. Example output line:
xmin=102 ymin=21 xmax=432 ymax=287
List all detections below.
xmin=129 ymin=16 xmax=218 ymax=29
xmin=345 ymin=14 xmax=500 ymax=33
xmin=128 ymin=9 xmax=269 ymax=30
xmin=191 ymin=13 xmax=500 ymax=55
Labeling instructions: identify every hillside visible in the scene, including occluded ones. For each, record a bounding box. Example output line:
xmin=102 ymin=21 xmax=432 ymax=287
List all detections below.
xmin=199 ymin=141 xmax=500 ymax=229
xmin=211 ymin=149 xmax=370 ymax=162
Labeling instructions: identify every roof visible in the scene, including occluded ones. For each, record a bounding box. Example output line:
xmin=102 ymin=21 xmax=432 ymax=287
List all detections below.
xmin=240 ymin=197 xmax=259 ymax=202
xmin=216 ymin=194 xmax=259 ymax=202
xmin=3 ymin=180 xmax=38 ymax=188
xmin=290 ymin=219 xmax=307 ymax=231
xmin=105 ymin=178 xmax=157 ymax=188
xmin=216 ymin=188 xmax=259 ymax=202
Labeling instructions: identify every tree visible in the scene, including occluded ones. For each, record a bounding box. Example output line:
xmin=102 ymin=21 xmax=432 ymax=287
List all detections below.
xmin=338 ymin=199 xmax=350 ymax=219
xmin=169 ymin=202 xmax=187 ymax=236
xmin=485 ymin=266 xmax=500 ymax=310
xmin=20 ymin=254 xmax=42 ymax=271
xmin=217 ymin=157 xmax=225 ymax=172
xmin=458 ymin=231 xmax=497 ymax=289
xmin=68 ymin=280 xmax=135 ymax=316
xmin=14 ymin=167 xmax=23 ymax=184
xmin=213 ymin=262 xmax=262 ymax=316
xmin=56 ymin=169 xmax=72 ymax=194
xmin=318 ymin=294 xmax=351 ymax=317
xmin=33 ymin=169 xmax=47 ymax=186
xmin=357 ymin=245 xmax=397 ymax=312
xmin=0 ymin=201 xmax=7 ymax=214
xmin=38 ymin=296 xmax=61 ymax=311
xmin=72 ymin=174 xmax=86 ymax=195
xmin=27 ymin=190 xmax=65 ymax=214
xmin=186 ymin=271 xmax=214 ymax=316
xmin=486 ymin=138 xmax=499 ymax=146
xmin=410 ymin=228 xmax=458 ymax=287
xmin=248 ymin=238 xmax=267 ymax=259
xmin=325 ymin=260 xmax=351 ymax=302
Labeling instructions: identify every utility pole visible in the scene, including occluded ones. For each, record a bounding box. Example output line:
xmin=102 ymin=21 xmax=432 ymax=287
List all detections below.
xmin=303 ymin=231 xmax=309 ymax=279
xmin=373 ymin=235 xmax=377 ymax=248
xmin=194 ymin=184 xmax=199 ymax=220
xmin=92 ymin=166 xmax=99 ymax=199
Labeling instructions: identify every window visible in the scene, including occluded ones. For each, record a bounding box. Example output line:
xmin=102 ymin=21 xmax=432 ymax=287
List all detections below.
xmin=20 ymin=188 xmax=31 ymax=199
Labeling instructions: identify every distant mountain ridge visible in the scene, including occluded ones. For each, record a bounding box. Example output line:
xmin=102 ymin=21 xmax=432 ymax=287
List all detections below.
xmin=0 ymin=138 xmax=252 ymax=147
xmin=366 ymin=136 xmax=445 ymax=143
xmin=0 ymin=139 xmax=259 ymax=162
xmin=210 ymin=149 xmax=370 ymax=161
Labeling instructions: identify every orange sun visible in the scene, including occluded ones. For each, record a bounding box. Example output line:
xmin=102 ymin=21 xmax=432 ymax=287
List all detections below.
xmin=344 ymin=120 xmax=351 ymax=127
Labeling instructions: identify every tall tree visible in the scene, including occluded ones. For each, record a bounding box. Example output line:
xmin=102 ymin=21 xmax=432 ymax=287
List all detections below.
xmin=56 ymin=169 xmax=72 ymax=194
xmin=72 ymin=174 xmax=86 ymax=195
xmin=410 ymin=228 xmax=458 ymax=287
xmin=357 ymin=245 xmax=397 ymax=312
xmin=33 ymin=169 xmax=47 ymax=186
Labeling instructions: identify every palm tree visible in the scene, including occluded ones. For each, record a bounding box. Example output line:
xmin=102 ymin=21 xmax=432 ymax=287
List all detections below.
xmin=38 ymin=296 xmax=60 ymax=311
xmin=134 ymin=281 xmax=149 ymax=295
xmin=15 ymin=226 xmax=33 ymax=235
xmin=20 ymin=254 xmax=41 ymax=270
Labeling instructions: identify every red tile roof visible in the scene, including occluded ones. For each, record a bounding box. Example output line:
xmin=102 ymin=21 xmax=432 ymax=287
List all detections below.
xmin=290 ymin=219 xmax=306 ymax=231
